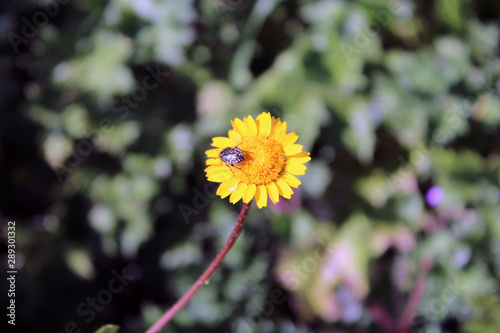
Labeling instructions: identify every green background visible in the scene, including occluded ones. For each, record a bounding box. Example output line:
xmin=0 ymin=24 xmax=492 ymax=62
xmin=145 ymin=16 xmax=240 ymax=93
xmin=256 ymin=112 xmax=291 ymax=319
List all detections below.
xmin=1 ymin=0 xmax=500 ymax=332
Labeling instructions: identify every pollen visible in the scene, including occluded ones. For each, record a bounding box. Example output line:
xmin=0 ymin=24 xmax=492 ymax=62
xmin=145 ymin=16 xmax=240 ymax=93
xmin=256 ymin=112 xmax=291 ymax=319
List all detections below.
xmin=235 ymin=135 xmax=285 ymax=185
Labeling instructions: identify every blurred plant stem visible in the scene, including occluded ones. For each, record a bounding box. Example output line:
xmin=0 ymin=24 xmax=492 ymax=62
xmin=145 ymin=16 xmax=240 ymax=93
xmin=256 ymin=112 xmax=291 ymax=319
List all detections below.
xmin=396 ymin=257 xmax=434 ymax=333
xmin=145 ymin=201 xmax=252 ymax=333
xmin=366 ymin=257 xmax=434 ymax=333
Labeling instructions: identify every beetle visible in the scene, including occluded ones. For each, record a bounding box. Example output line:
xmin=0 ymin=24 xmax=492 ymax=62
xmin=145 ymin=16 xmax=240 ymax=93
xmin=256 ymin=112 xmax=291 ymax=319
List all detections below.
xmin=219 ymin=146 xmax=245 ymax=173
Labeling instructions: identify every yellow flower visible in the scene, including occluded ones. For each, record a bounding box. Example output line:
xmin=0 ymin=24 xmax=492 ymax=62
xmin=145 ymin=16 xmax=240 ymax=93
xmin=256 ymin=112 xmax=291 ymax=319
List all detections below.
xmin=205 ymin=112 xmax=311 ymax=208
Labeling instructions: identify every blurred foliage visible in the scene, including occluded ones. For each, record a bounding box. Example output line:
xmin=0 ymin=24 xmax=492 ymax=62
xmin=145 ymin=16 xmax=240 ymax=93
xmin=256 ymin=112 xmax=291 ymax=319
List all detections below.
xmin=1 ymin=0 xmax=500 ymax=332
xmin=95 ymin=324 xmax=121 ymax=333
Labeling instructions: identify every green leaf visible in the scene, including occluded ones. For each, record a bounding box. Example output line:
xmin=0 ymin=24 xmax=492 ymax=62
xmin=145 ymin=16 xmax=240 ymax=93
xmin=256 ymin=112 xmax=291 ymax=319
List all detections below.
xmin=94 ymin=324 xmax=120 ymax=333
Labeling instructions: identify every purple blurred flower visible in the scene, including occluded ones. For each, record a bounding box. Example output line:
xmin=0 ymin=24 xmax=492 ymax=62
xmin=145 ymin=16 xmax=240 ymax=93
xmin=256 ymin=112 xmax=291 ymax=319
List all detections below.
xmin=426 ymin=186 xmax=444 ymax=207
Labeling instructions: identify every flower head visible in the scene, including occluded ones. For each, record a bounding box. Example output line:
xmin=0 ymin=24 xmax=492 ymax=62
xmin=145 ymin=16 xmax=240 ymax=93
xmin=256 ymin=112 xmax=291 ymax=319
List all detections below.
xmin=205 ymin=112 xmax=311 ymax=208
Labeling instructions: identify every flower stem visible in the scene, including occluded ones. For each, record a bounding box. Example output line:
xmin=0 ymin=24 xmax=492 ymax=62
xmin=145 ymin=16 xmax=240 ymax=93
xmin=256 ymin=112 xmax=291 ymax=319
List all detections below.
xmin=145 ymin=201 xmax=252 ymax=333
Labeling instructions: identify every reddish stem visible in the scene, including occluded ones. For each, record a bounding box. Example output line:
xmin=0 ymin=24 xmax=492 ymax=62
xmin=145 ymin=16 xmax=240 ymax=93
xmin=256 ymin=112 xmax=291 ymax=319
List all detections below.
xmin=396 ymin=257 xmax=433 ymax=333
xmin=145 ymin=201 xmax=252 ymax=333
xmin=367 ymin=256 xmax=433 ymax=333
xmin=365 ymin=301 xmax=395 ymax=332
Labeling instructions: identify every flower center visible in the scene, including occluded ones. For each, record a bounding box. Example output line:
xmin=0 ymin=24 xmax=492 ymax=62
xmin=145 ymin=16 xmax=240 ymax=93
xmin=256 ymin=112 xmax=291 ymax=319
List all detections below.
xmin=233 ymin=135 xmax=285 ymax=185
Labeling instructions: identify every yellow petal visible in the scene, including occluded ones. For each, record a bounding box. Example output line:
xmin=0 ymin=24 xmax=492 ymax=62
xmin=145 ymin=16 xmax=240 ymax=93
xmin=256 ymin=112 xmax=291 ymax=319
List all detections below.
xmin=230 ymin=183 xmax=247 ymax=204
xmin=255 ymin=185 xmax=268 ymax=208
xmin=276 ymin=179 xmax=293 ymax=199
xmin=207 ymin=166 xmax=232 ymax=182
xmin=231 ymin=118 xmax=248 ymax=136
xmin=280 ymin=172 xmax=301 ymax=188
xmin=207 ymin=170 xmax=232 ymax=182
xmin=244 ymin=115 xmax=257 ymax=136
xmin=243 ymin=183 xmax=256 ymax=203
xmin=284 ymin=144 xmax=304 ymax=156
xmin=206 ymin=158 xmax=220 ymax=165
xmin=281 ymin=132 xmax=298 ymax=146
xmin=212 ymin=137 xmax=236 ymax=148
xmin=206 ymin=149 xmax=220 ymax=157
xmin=205 ymin=164 xmax=226 ymax=173
xmin=228 ymin=129 xmax=242 ymax=142
xmin=271 ymin=120 xmax=281 ymax=140
xmin=286 ymin=151 xmax=311 ymax=164
xmin=270 ymin=117 xmax=280 ymax=135
xmin=256 ymin=112 xmax=272 ymax=137
xmin=216 ymin=177 xmax=239 ymax=198
xmin=266 ymin=182 xmax=280 ymax=204
xmin=273 ymin=121 xmax=287 ymax=141
xmin=284 ymin=161 xmax=307 ymax=175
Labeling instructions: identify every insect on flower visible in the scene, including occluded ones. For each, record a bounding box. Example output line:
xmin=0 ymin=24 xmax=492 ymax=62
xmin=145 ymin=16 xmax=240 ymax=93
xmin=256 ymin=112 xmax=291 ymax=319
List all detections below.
xmin=219 ymin=146 xmax=244 ymax=165
xmin=205 ymin=112 xmax=311 ymax=208
xmin=219 ymin=146 xmax=245 ymax=173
